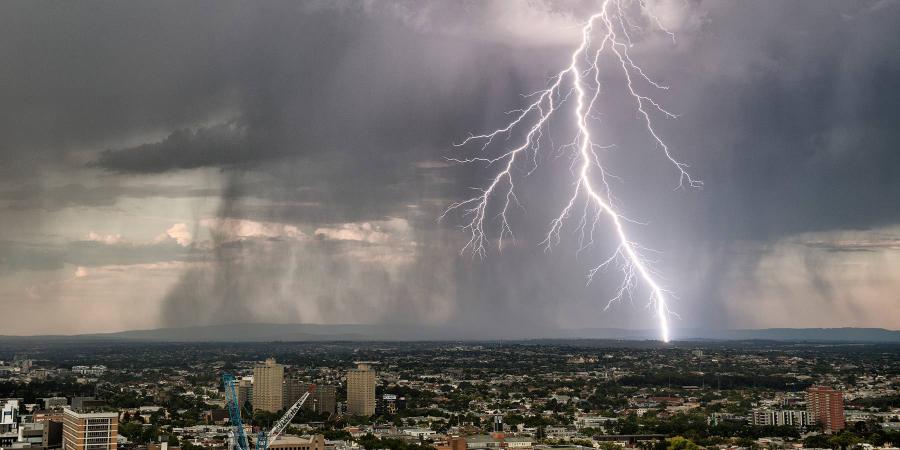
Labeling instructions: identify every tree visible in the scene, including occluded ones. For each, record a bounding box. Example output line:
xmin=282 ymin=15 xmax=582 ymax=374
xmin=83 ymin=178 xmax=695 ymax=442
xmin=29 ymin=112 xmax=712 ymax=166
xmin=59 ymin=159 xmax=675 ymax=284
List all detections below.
xmin=804 ymin=434 xmax=830 ymax=449
xmin=666 ymin=436 xmax=700 ymax=450
xmin=598 ymin=442 xmax=622 ymax=450
xmin=828 ymin=432 xmax=862 ymax=450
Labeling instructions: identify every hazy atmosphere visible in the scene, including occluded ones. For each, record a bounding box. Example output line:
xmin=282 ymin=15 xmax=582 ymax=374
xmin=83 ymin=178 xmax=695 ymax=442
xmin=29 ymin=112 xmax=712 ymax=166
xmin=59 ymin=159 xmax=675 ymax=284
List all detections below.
xmin=2 ymin=0 xmax=899 ymax=336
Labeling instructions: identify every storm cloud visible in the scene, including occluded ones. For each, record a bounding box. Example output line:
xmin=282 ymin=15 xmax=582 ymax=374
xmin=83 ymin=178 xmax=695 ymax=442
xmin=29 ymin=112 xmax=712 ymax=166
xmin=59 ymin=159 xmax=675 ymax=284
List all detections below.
xmin=1 ymin=0 xmax=899 ymax=335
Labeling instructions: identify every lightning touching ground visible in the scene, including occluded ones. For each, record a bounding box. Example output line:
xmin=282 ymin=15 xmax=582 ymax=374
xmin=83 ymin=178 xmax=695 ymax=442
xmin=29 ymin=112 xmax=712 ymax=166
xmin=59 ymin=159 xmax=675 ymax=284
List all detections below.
xmin=442 ymin=0 xmax=701 ymax=343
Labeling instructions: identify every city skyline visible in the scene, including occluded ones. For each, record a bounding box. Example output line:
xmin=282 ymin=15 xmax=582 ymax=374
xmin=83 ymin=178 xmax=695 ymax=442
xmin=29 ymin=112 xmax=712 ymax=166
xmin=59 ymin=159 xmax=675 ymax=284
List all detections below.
xmin=1 ymin=340 xmax=895 ymax=450
xmin=1 ymin=1 xmax=900 ymax=335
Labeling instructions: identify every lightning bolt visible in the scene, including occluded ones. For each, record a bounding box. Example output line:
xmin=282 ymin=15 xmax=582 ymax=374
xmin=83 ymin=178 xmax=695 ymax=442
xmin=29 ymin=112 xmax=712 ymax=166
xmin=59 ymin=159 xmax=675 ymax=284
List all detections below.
xmin=442 ymin=0 xmax=700 ymax=343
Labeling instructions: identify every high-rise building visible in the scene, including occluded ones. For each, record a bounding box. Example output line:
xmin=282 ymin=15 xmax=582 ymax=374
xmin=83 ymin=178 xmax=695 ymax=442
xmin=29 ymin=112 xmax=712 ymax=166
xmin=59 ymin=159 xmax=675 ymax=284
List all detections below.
xmin=346 ymin=363 xmax=376 ymax=416
xmin=314 ymin=385 xmax=336 ymax=416
xmin=62 ymin=408 xmax=118 ymax=450
xmin=807 ymin=386 xmax=845 ymax=432
xmin=254 ymin=358 xmax=285 ymax=413
xmin=237 ymin=377 xmax=253 ymax=411
xmin=283 ymin=377 xmax=304 ymax=410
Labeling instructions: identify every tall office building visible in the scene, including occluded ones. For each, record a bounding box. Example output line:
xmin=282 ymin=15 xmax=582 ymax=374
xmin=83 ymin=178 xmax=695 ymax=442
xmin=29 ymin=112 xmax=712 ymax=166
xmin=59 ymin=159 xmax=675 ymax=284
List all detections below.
xmin=314 ymin=385 xmax=337 ymax=416
xmin=62 ymin=409 xmax=118 ymax=450
xmin=254 ymin=358 xmax=285 ymax=413
xmin=346 ymin=363 xmax=376 ymax=416
xmin=806 ymin=386 xmax=845 ymax=432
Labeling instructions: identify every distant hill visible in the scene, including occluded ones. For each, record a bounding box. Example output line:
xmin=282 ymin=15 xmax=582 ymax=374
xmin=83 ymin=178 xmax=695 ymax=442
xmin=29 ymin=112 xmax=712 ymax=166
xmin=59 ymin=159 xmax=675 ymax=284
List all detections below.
xmin=1 ymin=324 xmax=898 ymax=343
xmin=679 ymin=327 xmax=900 ymax=342
xmin=560 ymin=327 xmax=900 ymax=342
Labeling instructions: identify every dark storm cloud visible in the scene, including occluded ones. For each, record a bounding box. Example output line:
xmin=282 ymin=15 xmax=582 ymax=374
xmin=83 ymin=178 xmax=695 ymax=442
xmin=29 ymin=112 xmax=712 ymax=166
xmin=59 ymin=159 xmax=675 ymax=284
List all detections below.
xmin=93 ymin=122 xmax=252 ymax=173
xmin=2 ymin=0 xmax=542 ymax=221
xmin=0 ymin=1 xmax=244 ymax=179
xmin=2 ymin=0 xmax=900 ymax=333
xmin=677 ymin=0 xmax=900 ymax=240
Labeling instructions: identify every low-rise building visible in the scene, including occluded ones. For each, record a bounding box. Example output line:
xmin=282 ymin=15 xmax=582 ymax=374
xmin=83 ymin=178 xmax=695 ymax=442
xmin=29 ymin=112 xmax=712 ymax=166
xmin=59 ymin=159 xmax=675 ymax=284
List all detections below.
xmin=751 ymin=409 xmax=810 ymax=428
xmin=267 ymin=434 xmax=325 ymax=450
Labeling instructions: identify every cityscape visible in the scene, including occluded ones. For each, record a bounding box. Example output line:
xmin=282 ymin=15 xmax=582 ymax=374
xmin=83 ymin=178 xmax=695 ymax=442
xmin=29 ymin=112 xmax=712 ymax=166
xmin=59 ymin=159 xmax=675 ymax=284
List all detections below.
xmin=0 ymin=340 xmax=898 ymax=450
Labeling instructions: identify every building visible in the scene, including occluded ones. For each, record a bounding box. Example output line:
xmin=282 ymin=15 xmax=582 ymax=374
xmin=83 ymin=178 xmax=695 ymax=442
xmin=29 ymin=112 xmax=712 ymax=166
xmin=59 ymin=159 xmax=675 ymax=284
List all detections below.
xmin=267 ymin=434 xmax=325 ymax=450
xmin=346 ymin=363 xmax=376 ymax=416
xmin=807 ymin=386 xmax=845 ymax=432
xmin=751 ymin=409 xmax=810 ymax=428
xmin=466 ymin=433 xmax=531 ymax=450
xmin=544 ymin=427 xmax=576 ymax=439
xmin=403 ymin=428 xmax=436 ymax=439
xmin=237 ymin=377 xmax=253 ymax=411
xmin=33 ymin=410 xmax=65 ymax=425
xmin=283 ymin=378 xmax=305 ymax=411
xmin=436 ymin=437 xmax=467 ymax=450
xmin=377 ymin=394 xmax=405 ymax=416
xmin=708 ymin=413 xmax=745 ymax=427
xmin=62 ymin=408 xmax=118 ymax=450
xmin=1 ymin=399 xmax=19 ymax=432
xmin=574 ymin=414 xmax=617 ymax=430
xmin=254 ymin=358 xmax=285 ymax=413
xmin=71 ymin=366 xmax=107 ymax=377
xmin=42 ymin=419 xmax=64 ymax=449
xmin=18 ymin=421 xmax=45 ymax=446
xmin=43 ymin=398 xmax=68 ymax=410
xmin=313 ymin=385 xmax=336 ymax=416
xmin=71 ymin=398 xmax=106 ymax=413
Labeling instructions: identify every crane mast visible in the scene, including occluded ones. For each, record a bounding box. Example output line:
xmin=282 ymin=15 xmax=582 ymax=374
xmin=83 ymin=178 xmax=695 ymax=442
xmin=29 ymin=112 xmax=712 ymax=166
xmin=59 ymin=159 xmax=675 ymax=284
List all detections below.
xmin=267 ymin=390 xmax=312 ymax=443
xmin=223 ymin=373 xmax=313 ymax=450
xmin=223 ymin=374 xmax=250 ymax=450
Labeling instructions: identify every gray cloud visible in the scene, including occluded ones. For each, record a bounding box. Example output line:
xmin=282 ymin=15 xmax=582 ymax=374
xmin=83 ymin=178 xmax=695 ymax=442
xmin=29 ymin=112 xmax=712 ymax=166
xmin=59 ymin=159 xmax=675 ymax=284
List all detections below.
xmin=0 ymin=242 xmax=66 ymax=273
xmin=1 ymin=0 xmax=900 ymax=334
xmin=93 ymin=122 xmax=253 ymax=173
xmin=0 ymin=183 xmax=220 ymax=210
xmin=0 ymin=239 xmax=190 ymax=274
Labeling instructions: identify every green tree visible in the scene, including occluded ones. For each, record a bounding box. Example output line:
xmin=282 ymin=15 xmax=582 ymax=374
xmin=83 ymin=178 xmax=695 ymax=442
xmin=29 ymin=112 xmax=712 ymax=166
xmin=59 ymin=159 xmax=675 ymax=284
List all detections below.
xmin=667 ymin=436 xmax=700 ymax=450
xmin=828 ymin=432 xmax=862 ymax=450
xmin=804 ymin=434 xmax=830 ymax=449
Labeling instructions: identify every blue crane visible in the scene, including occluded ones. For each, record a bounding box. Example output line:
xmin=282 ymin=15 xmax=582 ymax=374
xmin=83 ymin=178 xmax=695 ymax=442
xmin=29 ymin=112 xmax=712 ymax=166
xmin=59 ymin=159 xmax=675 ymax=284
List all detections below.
xmin=223 ymin=373 xmax=250 ymax=450
xmin=222 ymin=373 xmax=311 ymax=450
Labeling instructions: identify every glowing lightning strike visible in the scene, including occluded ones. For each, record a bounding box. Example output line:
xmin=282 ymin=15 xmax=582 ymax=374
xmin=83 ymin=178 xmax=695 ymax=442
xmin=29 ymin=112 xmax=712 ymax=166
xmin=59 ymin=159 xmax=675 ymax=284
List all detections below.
xmin=442 ymin=0 xmax=701 ymax=343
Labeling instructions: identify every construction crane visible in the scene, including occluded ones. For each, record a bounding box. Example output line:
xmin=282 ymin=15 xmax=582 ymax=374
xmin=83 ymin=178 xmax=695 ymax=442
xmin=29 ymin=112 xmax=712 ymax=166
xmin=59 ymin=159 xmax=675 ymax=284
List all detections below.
xmin=223 ymin=373 xmax=313 ymax=450
xmin=223 ymin=374 xmax=250 ymax=450
xmin=266 ymin=390 xmax=311 ymax=444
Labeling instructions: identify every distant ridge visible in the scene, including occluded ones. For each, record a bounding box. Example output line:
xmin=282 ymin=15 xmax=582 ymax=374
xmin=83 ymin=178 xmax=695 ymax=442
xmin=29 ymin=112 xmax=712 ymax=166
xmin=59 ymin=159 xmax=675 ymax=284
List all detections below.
xmin=1 ymin=324 xmax=898 ymax=343
xmin=674 ymin=327 xmax=900 ymax=342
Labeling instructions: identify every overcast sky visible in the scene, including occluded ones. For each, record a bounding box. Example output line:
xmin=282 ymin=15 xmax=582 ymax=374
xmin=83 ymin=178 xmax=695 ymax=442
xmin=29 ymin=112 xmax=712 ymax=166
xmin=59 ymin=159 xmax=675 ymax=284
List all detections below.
xmin=1 ymin=0 xmax=899 ymax=336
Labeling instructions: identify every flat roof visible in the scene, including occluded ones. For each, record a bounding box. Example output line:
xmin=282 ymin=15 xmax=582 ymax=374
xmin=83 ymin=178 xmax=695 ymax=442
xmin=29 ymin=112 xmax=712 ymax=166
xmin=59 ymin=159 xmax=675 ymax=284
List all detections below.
xmin=62 ymin=408 xmax=117 ymax=418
